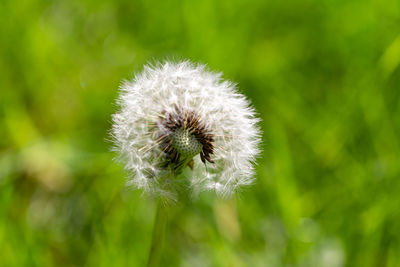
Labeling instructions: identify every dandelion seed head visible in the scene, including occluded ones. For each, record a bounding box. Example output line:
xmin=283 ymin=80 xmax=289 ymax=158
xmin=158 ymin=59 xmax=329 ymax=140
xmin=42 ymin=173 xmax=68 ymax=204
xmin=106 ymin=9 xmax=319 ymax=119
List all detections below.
xmin=112 ymin=60 xmax=261 ymax=200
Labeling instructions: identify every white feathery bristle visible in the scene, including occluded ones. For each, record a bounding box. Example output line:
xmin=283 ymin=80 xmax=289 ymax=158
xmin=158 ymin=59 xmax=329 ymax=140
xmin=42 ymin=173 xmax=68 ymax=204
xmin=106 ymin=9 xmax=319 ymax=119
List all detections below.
xmin=111 ymin=60 xmax=261 ymax=200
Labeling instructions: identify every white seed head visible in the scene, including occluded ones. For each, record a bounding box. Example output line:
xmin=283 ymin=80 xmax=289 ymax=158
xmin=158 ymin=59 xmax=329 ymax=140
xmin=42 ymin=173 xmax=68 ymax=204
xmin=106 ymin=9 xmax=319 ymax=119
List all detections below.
xmin=111 ymin=60 xmax=261 ymax=200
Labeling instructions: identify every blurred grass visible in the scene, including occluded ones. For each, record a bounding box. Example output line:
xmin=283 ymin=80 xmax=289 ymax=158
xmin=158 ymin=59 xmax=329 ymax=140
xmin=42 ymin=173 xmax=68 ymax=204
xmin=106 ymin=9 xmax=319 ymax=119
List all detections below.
xmin=1 ymin=0 xmax=400 ymax=266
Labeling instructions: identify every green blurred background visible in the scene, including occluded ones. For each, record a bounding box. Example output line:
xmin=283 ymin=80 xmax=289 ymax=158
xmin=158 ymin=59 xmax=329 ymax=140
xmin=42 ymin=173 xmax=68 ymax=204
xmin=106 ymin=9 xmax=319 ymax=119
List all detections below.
xmin=1 ymin=0 xmax=400 ymax=266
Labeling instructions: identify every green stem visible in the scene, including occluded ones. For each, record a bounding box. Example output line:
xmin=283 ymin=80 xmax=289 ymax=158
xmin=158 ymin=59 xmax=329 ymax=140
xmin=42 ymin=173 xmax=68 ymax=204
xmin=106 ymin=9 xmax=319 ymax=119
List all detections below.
xmin=147 ymin=200 xmax=168 ymax=267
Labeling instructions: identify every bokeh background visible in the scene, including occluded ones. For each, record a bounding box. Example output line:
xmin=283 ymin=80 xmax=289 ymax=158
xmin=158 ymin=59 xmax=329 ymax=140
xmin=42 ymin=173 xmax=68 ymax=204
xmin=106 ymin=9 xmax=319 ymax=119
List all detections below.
xmin=1 ymin=0 xmax=400 ymax=266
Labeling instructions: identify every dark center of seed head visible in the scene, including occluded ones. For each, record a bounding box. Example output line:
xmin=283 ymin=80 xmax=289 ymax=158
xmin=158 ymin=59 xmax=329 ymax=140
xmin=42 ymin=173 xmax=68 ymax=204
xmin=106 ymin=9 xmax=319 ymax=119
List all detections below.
xmin=172 ymin=128 xmax=203 ymax=158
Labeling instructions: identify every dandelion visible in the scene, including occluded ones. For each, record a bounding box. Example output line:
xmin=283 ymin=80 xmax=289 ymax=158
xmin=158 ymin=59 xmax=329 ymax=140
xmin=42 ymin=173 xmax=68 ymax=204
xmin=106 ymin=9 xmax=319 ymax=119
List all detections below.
xmin=112 ymin=60 xmax=261 ymax=265
xmin=112 ymin=60 xmax=261 ymax=201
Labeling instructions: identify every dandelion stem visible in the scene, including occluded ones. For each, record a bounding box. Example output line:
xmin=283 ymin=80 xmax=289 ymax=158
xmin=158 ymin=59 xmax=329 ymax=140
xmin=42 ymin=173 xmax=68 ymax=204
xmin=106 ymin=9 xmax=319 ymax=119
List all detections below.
xmin=147 ymin=199 xmax=168 ymax=267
